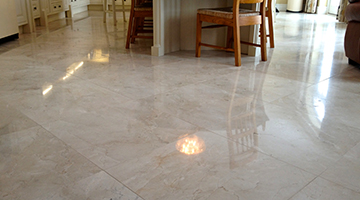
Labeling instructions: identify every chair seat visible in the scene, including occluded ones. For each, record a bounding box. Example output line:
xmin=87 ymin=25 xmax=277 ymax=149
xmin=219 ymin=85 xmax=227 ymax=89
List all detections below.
xmin=197 ymin=7 xmax=260 ymax=19
xmin=134 ymin=7 xmax=152 ymax=11
xmin=134 ymin=2 xmax=153 ymax=11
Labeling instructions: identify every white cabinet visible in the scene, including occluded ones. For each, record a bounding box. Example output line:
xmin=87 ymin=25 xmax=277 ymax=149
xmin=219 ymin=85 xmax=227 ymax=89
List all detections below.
xmin=69 ymin=0 xmax=90 ymax=8
xmin=40 ymin=0 xmax=67 ymax=15
xmin=0 ymin=0 xmax=19 ymax=39
xmin=14 ymin=0 xmax=41 ymax=33
xmin=39 ymin=0 xmax=68 ymax=25
xmin=69 ymin=0 xmax=89 ymax=15
xmin=15 ymin=0 xmax=28 ymax=26
xmin=50 ymin=0 xmax=65 ymax=13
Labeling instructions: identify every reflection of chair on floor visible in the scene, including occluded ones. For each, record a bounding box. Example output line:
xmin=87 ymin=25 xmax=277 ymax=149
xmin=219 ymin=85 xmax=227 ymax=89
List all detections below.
xmin=227 ymin=67 xmax=268 ymax=169
xmin=103 ymin=0 xmax=127 ymax=26
xmin=125 ymin=0 xmax=153 ymax=49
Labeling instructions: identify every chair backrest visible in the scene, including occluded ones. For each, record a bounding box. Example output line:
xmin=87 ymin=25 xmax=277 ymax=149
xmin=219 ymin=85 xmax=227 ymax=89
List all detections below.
xmin=232 ymin=0 xmax=265 ymax=15
xmin=266 ymin=0 xmax=273 ymax=11
xmin=232 ymin=0 xmax=266 ymax=21
xmin=239 ymin=0 xmax=264 ymax=3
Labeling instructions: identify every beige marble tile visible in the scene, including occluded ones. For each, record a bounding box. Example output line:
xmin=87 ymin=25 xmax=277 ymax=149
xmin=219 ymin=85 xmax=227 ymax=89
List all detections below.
xmin=0 ymin=126 xmax=101 ymax=199
xmin=66 ymin=171 xmax=143 ymax=200
xmin=321 ymin=142 xmax=360 ymax=192
xmin=106 ymin=131 xmax=315 ymax=200
xmin=0 ymin=61 xmax=68 ymax=98
xmin=326 ymin=67 xmax=360 ymax=94
xmin=253 ymin=103 xmax=360 ymax=175
xmin=70 ymin=57 xmax=234 ymax=100
xmin=42 ymin=99 xmax=201 ymax=169
xmin=271 ymin=78 xmax=360 ymax=130
xmin=148 ymin=83 xmax=231 ymax=131
xmin=0 ymin=76 xmax=132 ymax=125
xmin=290 ymin=177 xmax=360 ymax=200
xmin=192 ymin=47 xmax=271 ymax=66
xmin=1 ymin=11 xmax=358 ymax=199
xmin=201 ymin=65 xmax=311 ymax=103
xmin=0 ymin=100 xmax=38 ymax=136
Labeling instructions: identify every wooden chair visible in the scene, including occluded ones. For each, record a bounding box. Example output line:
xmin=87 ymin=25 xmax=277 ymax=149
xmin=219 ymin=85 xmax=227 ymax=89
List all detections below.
xmin=195 ymin=0 xmax=267 ymax=66
xmin=265 ymin=0 xmax=275 ymax=48
xmin=125 ymin=0 xmax=153 ymax=49
xmin=103 ymin=0 xmax=127 ymax=26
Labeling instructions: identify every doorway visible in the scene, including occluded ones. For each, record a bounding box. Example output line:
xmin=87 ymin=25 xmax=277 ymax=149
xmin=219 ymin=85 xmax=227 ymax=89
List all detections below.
xmin=328 ymin=0 xmax=340 ymax=15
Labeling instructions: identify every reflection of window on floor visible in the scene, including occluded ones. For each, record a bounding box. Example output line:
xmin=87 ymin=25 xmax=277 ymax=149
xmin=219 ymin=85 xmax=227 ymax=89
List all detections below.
xmin=311 ymin=24 xmax=335 ymax=128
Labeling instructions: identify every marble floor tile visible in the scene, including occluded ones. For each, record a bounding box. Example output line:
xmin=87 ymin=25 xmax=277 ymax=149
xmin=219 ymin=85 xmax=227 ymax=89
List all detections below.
xmin=320 ymin=142 xmax=360 ymax=193
xmin=0 ymin=100 xmax=38 ymax=136
xmin=0 ymin=76 xmax=132 ymax=125
xmin=42 ymin=98 xmax=201 ymax=170
xmin=1 ymin=11 xmax=359 ymax=200
xmin=106 ymin=131 xmax=315 ymax=200
xmin=271 ymin=77 xmax=360 ymax=130
xmin=290 ymin=177 xmax=360 ymax=200
xmin=253 ymin=103 xmax=360 ymax=175
xmin=0 ymin=126 xmax=141 ymax=200
xmin=66 ymin=171 xmax=143 ymax=200
xmin=0 ymin=126 xmax=101 ymax=199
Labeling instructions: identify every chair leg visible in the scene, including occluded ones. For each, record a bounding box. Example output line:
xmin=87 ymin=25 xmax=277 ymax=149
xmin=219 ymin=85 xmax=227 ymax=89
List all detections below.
xmin=260 ymin=15 xmax=267 ymax=61
xmin=112 ymin=0 xmax=117 ymax=26
xmin=132 ymin=17 xmax=143 ymax=43
xmin=233 ymin=23 xmax=241 ymax=66
xmin=226 ymin=26 xmax=233 ymax=49
xmin=131 ymin=18 xmax=138 ymax=43
xmin=267 ymin=11 xmax=275 ymax=48
xmin=103 ymin=0 xmax=107 ymax=23
xmin=122 ymin=0 xmax=126 ymax=22
xmin=195 ymin=14 xmax=202 ymax=57
xmin=126 ymin=10 xmax=134 ymax=49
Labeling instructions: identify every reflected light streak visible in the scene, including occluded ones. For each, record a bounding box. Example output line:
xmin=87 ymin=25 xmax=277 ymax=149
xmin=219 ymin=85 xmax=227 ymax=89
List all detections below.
xmin=42 ymin=85 xmax=53 ymax=95
xmin=312 ymin=24 xmax=335 ymax=125
xmin=87 ymin=49 xmax=109 ymax=63
xmin=62 ymin=61 xmax=84 ymax=80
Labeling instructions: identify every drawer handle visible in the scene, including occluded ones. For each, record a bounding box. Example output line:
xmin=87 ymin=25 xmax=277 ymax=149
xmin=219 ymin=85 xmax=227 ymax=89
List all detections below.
xmin=33 ymin=6 xmax=37 ymax=10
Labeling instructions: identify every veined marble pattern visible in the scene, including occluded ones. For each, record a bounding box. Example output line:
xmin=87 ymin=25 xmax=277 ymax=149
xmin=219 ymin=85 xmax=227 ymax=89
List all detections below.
xmin=1 ymin=11 xmax=360 ymax=200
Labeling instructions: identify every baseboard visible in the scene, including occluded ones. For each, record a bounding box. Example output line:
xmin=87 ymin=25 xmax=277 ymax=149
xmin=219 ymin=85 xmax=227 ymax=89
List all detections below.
xmin=316 ymin=6 xmax=327 ymax=14
xmin=276 ymin=4 xmax=287 ymax=12
xmin=0 ymin=33 xmax=19 ymax=45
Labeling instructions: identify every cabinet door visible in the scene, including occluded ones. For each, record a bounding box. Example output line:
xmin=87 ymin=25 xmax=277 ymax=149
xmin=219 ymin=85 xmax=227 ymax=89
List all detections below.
xmin=70 ymin=0 xmax=90 ymax=8
xmin=15 ymin=0 xmax=28 ymax=25
xmin=31 ymin=0 xmax=41 ymax=18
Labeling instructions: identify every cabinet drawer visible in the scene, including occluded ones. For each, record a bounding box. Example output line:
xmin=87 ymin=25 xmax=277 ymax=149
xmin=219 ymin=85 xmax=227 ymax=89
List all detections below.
xmin=50 ymin=2 xmax=64 ymax=13
xmin=32 ymin=2 xmax=40 ymax=18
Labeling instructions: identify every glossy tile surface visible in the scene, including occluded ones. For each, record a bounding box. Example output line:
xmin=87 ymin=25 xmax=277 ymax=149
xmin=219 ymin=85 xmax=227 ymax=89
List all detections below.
xmin=1 ymin=12 xmax=360 ymax=199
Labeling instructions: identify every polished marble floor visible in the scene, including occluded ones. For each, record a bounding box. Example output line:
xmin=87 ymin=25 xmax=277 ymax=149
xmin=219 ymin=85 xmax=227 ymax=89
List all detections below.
xmin=1 ymin=11 xmax=360 ymax=200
